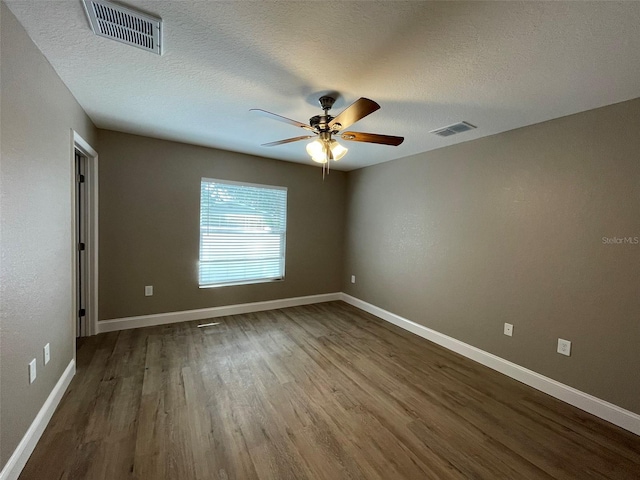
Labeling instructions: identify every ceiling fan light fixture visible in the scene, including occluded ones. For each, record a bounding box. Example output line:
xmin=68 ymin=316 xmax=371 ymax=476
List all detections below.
xmin=306 ymin=139 xmax=325 ymax=162
xmin=329 ymin=140 xmax=348 ymax=161
xmin=306 ymin=139 xmax=347 ymax=163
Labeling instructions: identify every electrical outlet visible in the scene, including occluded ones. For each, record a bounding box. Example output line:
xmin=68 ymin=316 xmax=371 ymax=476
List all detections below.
xmin=29 ymin=359 xmax=37 ymax=384
xmin=145 ymin=285 xmax=153 ymax=296
xmin=503 ymin=323 xmax=513 ymax=337
xmin=351 ymin=275 xmax=356 ymax=284
xmin=44 ymin=343 xmax=50 ymax=365
xmin=557 ymin=338 xmax=571 ymax=356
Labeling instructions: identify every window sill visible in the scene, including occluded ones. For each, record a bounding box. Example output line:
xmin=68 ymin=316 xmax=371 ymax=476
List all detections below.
xmin=199 ymin=277 xmax=284 ymax=289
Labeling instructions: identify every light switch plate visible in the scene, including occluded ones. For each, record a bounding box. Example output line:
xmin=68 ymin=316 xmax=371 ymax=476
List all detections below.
xmin=503 ymin=323 xmax=513 ymax=336
xmin=44 ymin=343 xmax=50 ymax=365
xmin=145 ymin=285 xmax=153 ymax=296
xmin=351 ymin=275 xmax=356 ymax=284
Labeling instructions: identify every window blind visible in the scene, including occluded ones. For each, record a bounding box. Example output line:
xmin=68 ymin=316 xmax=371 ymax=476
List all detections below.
xmin=199 ymin=178 xmax=287 ymax=287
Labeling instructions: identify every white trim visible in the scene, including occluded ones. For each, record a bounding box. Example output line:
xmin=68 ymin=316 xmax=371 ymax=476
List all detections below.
xmin=202 ymin=176 xmax=288 ymax=191
xmin=340 ymin=293 xmax=640 ymax=436
xmin=71 ymin=130 xmax=99 ymax=337
xmin=97 ymin=293 xmax=341 ymax=333
xmin=73 ymin=131 xmax=97 ymax=158
xmin=0 ymin=360 xmax=76 ymax=480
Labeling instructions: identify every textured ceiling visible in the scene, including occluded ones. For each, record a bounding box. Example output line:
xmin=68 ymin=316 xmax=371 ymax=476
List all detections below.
xmin=5 ymin=1 xmax=640 ymax=171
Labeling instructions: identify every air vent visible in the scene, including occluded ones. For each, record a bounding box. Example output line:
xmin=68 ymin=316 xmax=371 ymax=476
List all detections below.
xmin=430 ymin=121 xmax=476 ymax=137
xmin=83 ymin=0 xmax=163 ymax=55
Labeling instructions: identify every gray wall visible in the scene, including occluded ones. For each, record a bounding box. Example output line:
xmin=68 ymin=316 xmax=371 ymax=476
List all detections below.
xmin=97 ymin=130 xmax=346 ymax=320
xmin=344 ymin=98 xmax=640 ymax=414
xmin=0 ymin=3 xmax=97 ymax=469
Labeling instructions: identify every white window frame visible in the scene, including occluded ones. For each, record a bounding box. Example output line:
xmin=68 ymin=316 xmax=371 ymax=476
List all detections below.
xmin=199 ymin=177 xmax=287 ymax=288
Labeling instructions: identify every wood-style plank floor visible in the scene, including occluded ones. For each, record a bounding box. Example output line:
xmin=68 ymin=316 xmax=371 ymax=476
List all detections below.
xmin=19 ymin=301 xmax=640 ymax=479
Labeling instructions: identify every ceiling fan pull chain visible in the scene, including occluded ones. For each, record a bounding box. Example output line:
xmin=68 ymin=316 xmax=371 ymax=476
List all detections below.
xmin=326 ymin=144 xmax=330 ymax=175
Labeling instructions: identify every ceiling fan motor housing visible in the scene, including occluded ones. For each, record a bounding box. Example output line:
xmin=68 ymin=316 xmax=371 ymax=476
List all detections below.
xmin=309 ymin=114 xmax=334 ymax=132
xmin=310 ymin=96 xmax=339 ymax=133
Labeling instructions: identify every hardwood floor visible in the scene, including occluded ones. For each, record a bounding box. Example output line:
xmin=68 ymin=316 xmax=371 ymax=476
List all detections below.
xmin=19 ymin=301 xmax=640 ymax=479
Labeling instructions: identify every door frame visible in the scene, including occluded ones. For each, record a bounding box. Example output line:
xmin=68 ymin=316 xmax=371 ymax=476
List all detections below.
xmin=71 ymin=130 xmax=99 ymax=337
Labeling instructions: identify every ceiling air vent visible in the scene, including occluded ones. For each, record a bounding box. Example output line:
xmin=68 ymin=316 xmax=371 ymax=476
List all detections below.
xmin=430 ymin=121 xmax=476 ymax=137
xmin=83 ymin=0 xmax=163 ymax=55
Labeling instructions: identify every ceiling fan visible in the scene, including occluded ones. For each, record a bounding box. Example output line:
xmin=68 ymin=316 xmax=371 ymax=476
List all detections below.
xmin=251 ymin=95 xmax=404 ymax=175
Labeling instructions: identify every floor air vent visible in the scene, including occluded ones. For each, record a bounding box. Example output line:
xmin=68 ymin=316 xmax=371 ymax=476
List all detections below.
xmin=430 ymin=121 xmax=476 ymax=137
xmin=83 ymin=0 xmax=163 ymax=55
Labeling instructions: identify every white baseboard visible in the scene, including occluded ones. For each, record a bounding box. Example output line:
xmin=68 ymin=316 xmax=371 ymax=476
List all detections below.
xmin=340 ymin=293 xmax=640 ymax=436
xmin=0 ymin=359 xmax=76 ymax=480
xmin=97 ymin=292 xmax=342 ymax=334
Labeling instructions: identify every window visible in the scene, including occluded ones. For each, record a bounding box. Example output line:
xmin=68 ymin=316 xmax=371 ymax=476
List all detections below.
xmin=199 ymin=178 xmax=287 ymax=287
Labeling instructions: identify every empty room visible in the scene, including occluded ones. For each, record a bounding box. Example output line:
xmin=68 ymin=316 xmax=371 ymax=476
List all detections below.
xmin=1 ymin=1 xmax=640 ymax=479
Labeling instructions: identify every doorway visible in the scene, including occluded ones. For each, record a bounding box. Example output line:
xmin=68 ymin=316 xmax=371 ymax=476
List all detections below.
xmin=75 ymin=150 xmax=88 ymax=337
xmin=73 ymin=131 xmax=98 ymax=337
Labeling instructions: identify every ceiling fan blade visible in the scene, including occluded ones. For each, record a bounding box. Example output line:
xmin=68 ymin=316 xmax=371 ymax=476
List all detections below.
xmin=340 ymin=131 xmax=404 ymax=146
xmin=250 ymin=109 xmax=314 ymax=131
xmin=261 ymin=135 xmax=315 ymax=147
xmin=328 ymin=98 xmax=380 ymax=130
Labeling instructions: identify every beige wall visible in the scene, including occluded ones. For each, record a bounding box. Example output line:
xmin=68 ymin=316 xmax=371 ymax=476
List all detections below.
xmin=97 ymin=130 xmax=346 ymax=320
xmin=0 ymin=3 xmax=97 ymax=468
xmin=344 ymin=98 xmax=640 ymax=414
